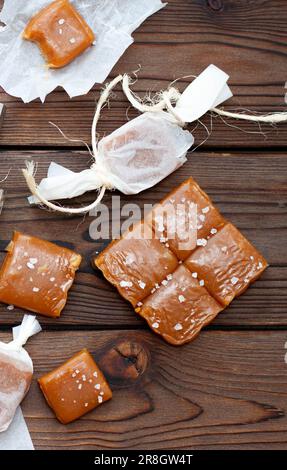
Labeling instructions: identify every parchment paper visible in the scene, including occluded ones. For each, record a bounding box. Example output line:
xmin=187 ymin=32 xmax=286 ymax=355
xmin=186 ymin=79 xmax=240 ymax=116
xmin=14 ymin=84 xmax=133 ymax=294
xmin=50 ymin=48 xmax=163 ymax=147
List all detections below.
xmin=0 ymin=408 xmax=34 ymax=450
xmin=0 ymin=0 xmax=166 ymax=102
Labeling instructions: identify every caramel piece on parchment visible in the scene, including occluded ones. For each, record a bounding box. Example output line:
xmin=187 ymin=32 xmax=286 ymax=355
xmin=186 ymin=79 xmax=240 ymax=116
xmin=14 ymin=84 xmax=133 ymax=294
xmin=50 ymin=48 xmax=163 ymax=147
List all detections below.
xmin=23 ymin=0 xmax=95 ymax=69
xmin=39 ymin=349 xmax=112 ymax=424
xmin=0 ymin=231 xmax=81 ymax=317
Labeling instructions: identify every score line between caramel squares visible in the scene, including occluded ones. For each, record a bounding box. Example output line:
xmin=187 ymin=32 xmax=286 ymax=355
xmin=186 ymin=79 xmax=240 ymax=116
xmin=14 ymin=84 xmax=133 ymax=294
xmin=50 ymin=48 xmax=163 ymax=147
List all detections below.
xmin=94 ymin=177 xmax=268 ymax=346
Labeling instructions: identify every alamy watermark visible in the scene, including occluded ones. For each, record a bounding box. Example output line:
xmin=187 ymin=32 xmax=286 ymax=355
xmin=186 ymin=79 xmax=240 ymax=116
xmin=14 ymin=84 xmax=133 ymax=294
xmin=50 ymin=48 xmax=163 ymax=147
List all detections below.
xmin=89 ymin=196 xmax=198 ymax=251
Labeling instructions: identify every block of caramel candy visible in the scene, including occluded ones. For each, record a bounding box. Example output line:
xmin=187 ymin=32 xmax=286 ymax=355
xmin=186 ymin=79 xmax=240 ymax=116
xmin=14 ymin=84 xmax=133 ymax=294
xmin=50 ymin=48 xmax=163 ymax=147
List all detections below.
xmin=39 ymin=349 xmax=112 ymax=424
xmin=94 ymin=222 xmax=178 ymax=307
xmin=23 ymin=0 xmax=95 ymax=69
xmin=0 ymin=231 xmax=81 ymax=317
xmin=137 ymin=265 xmax=223 ymax=346
xmin=147 ymin=177 xmax=226 ymax=260
xmin=93 ymin=178 xmax=268 ymax=346
xmin=185 ymin=223 xmax=268 ymax=306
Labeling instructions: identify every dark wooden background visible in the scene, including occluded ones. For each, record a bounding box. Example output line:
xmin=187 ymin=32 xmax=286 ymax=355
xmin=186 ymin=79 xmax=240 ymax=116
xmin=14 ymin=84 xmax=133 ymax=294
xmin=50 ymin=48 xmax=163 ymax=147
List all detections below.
xmin=0 ymin=0 xmax=287 ymax=450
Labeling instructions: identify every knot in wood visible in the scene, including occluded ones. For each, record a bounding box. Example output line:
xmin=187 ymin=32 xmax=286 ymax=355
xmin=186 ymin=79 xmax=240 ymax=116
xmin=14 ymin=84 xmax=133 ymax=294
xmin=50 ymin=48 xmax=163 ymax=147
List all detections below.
xmin=100 ymin=339 xmax=150 ymax=384
xmin=207 ymin=0 xmax=223 ymax=12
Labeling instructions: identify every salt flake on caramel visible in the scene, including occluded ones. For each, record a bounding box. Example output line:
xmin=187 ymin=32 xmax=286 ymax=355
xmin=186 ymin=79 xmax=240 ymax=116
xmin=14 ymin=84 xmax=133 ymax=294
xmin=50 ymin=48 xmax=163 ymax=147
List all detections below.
xmin=23 ymin=0 xmax=95 ymax=69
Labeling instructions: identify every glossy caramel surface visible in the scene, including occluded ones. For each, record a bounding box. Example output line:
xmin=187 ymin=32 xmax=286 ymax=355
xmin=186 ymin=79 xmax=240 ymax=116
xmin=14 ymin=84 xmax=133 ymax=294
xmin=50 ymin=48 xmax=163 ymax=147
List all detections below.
xmin=94 ymin=178 xmax=268 ymax=346
xmin=0 ymin=231 xmax=81 ymax=317
xmin=147 ymin=177 xmax=226 ymax=260
xmin=95 ymin=222 xmax=178 ymax=307
xmin=185 ymin=223 xmax=268 ymax=306
xmin=38 ymin=349 xmax=112 ymax=424
xmin=23 ymin=0 xmax=95 ymax=69
xmin=138 ymin=265 xmax=223 ymax=346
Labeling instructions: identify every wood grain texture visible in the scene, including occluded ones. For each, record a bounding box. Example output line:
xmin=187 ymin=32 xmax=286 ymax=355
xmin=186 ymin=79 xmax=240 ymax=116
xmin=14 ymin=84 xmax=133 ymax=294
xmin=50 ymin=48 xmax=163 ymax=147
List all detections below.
xmin=1 ymin=329 xmax=286 ymax=450
xmin=0 ymin=0 xmax=287 ymax=147
xmin=0 ymin=0 xmax=287 ymax=451
xmin=0 ymin=150 xmax=286 ymax=327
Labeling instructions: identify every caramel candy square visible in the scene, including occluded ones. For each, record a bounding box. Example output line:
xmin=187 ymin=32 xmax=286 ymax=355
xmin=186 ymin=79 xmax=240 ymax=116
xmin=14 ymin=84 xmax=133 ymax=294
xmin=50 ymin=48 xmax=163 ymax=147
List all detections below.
xmin=94 ymin=222 xmax=178 ymax=307
xmin=0 ymin=231 xmax=81 ymax=317
xmin=137 ymin=265 xmax=223 ymax=346
xmin=39 ymin=349 xmax=112 ymax=424
xmin=185 ymin=223 xmax=268 ymax=306
xmin=147 ymin=177 xmax=226 ymax=260
xmin=23 ymin=0 xmax=95 ymax=69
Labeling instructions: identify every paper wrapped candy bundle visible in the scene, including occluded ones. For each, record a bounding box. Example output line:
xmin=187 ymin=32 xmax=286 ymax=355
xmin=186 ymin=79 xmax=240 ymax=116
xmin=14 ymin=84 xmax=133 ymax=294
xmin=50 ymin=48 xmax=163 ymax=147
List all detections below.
xmin=0 ymin=315 xmax=41 ymax=432
xmin=23 ymin=65 xmax=233 ymax=214
xmin=23 ymin=63 xmax=287 ymax=215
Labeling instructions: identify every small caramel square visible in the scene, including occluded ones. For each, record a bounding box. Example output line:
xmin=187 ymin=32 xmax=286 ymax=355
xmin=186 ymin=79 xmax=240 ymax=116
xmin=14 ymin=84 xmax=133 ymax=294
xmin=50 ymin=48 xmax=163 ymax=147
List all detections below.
xmin=39 ymin=349 xmax=112 ymax=424
xmin=0 ymin=231 xmax=81 ymax=317
xmin=185 ymin=223 xmax=268 ymax=306
xmin=147 ymin=177 xmax=226 ymax=260
xmin=23 ymin=0 xmax=95 ymax=69
xmin=137 ymin=265 xmax=223 ymax=345
xmin=94 ymin=222 xmax=178 ymax=308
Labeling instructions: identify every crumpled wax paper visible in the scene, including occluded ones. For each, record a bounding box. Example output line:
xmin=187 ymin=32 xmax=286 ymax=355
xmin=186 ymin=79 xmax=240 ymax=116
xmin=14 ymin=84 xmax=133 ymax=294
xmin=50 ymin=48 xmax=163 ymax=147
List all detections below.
xmin=0 ymin=0 xmax=166 ymax=102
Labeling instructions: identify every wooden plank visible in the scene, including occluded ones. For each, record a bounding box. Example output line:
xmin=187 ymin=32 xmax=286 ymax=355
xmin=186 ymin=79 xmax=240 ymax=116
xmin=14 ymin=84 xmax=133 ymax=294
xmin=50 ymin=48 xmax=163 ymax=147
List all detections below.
xmin=1 ymin=329 xmax=286 ymax=450
xmin=0 ymin=0 xmax=287 ymax=147
xmin=0 ymin=266 xmax=285 ymax=328
xmin=0 ymin=149 xmax=286 ymax=327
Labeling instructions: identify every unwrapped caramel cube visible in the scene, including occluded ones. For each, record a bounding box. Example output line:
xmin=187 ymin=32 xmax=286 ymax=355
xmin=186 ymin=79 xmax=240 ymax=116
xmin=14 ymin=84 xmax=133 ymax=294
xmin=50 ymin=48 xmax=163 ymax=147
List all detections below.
xmin=137 ymin=265 xmax=223 ymax=346
xmin=185 ymin=223 xmax=268 ymax=306
xmin=148 ymin=177 xmax=226 ymax=260
xmin=23 ymin=0 xmax=95 ymax=69
xmin=39 ymin=349 xmax=112 ymax=424
xmin=0 ymin=231 xmax=81 ymax=317
xmin=94 ymin=222 xmax=178 ymax=307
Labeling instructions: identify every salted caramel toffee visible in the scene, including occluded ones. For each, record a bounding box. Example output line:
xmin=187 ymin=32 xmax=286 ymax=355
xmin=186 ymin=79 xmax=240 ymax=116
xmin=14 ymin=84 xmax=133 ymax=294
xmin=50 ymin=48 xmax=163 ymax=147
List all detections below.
xmin=0 ymin=231 xmax=81 ymax=317
xmin=39 ymin=349 xmax=112 ymax=424
xmin=23 ymin=0 xmax=95 ymax=69
xmin=137 ymin=265 xmax=223 ymax=346
xmin=93 ymin=177 xmax=268 ymax=345
xmin=94 ymin=222 xmax=178 ymax=307
xmin=185 ymin=223 xmax=268 ymax=306
xmin=147 ymin=177 xmax=226 ymax=260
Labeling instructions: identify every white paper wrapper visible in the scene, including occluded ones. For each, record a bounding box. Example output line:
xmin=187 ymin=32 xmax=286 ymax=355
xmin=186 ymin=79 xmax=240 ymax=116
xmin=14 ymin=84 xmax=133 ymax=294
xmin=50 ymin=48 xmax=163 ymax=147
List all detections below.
xmin=0 ymin=315 xmax=41 ymax=437
xmin=0 ymin=407 xmax=34 ymax=450
xmin=0 ymin=0 xmax=166 ymax=102
xmin=23 ymin=64 xmax=233 ymax=216
xmin=27 ymin=64 xmax=232 ymax=211
xmin=175 ymin=64 xmax=233 ymax=122
xmin=29 ymin=111 xmax=194 ymax=204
